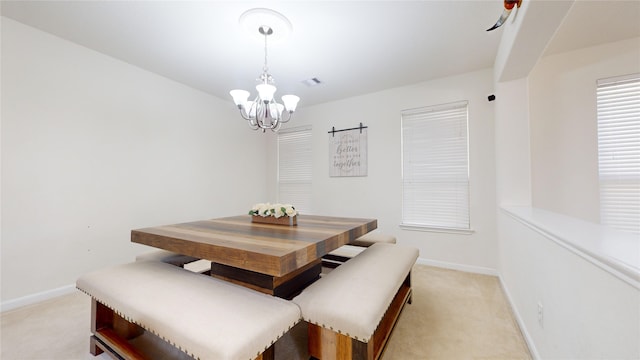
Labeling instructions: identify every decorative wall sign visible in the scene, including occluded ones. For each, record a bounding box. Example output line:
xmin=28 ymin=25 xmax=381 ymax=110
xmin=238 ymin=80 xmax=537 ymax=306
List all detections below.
xmin=328 ymin=123 xmax=368 ymax=177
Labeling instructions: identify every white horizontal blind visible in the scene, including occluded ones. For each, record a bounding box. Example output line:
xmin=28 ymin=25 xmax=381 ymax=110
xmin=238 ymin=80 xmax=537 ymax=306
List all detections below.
xmin=597 ymin=74 xmax=640 ymax=234
xmin=278 ymin=126 xmax=312 ymax=214
xmin=402 ymin=101 xmax=469 ymax=230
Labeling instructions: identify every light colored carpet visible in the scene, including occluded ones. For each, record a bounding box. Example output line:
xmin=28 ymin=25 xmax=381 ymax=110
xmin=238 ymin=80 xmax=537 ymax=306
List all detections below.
xmin=1 ymin=264 xmax=531 ymax=359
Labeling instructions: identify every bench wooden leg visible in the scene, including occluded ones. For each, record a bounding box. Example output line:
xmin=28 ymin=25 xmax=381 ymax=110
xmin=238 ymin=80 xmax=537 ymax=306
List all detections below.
xmin=90 ymin=299 xmax=146 ymax=359
xmin=89 ymin=335 xmax=103 ymax=356
xmin=308 ymin=323 xmax=373 ymax=360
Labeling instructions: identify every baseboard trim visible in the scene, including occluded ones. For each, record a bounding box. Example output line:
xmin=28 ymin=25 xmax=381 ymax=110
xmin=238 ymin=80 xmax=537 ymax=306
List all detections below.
xmin=1 ymin=284 xmax=76 ymax=313
xmin=497 ymin=275 xmax=540 ymax=360
xmin=416 ymin=257 xmax=498 ymax=276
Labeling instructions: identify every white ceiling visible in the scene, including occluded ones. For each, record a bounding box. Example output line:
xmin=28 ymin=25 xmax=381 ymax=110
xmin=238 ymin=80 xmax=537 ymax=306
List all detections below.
xmin=2 ymin=1 xmax=639 ymax=108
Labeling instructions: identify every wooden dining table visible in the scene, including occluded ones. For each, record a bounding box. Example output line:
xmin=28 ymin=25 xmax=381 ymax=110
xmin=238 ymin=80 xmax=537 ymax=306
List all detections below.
xmin=131 ymin=214 xmax=377 ymax=298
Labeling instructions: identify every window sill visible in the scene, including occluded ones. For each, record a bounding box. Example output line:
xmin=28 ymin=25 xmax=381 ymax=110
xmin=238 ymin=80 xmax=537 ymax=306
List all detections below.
xmin=501 ymin=206 xmax=640 ymax=290
xmin=399 ymin=223 xmax=475 ymax=235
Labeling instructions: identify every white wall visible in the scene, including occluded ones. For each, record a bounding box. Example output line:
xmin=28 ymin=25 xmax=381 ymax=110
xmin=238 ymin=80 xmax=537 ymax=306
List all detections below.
xmin=529 ymin=37 xmax=640 ymax=223
xmin=499 ymin=209 xmax=639 ymax=359
xmin=494 ymin=78 xmax=532 ymax=207
xmin=269 ymin=69 xmax=498 ymax=273
xmin=1 ymin=18 xmax=267 ymax=304
xmin=496 ymin=35 xmax=640 ymax=359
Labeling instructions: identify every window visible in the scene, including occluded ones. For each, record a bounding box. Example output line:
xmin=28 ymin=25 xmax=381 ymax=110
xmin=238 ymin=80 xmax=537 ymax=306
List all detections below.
xmin=597 ymin=74 xmax=640 ymax=234
xmin=278 ymin=126 xmax=312 ymax=214
xmin=401 ymin=101 xmax=470 ymax=231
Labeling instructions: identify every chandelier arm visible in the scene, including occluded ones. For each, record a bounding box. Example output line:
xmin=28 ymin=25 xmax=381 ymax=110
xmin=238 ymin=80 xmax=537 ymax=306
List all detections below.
xmin=271 ymin=120 xmax=282 ymax=132
xmin=267 ymin=114 xmax=279 ymax=130
xmin=238 ymin=107 xmax=253 ymax=121
xmin=279 ymin=111 xmax=293 ymax=123
xmin=248 ymin=117 xmax=259 ymax=130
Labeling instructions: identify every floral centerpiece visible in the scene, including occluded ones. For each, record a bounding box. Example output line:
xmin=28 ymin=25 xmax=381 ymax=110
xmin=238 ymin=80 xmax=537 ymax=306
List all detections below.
xmin=248 ymin=203 xmax=297 ymax=226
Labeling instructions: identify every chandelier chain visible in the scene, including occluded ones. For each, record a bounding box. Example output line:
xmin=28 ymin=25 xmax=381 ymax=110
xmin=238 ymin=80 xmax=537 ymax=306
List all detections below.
xmin=263 ymin=31 xmax=269 ymax=76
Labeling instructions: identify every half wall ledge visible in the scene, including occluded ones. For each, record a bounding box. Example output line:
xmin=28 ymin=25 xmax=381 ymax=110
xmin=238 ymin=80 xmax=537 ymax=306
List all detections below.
xmin=501 ymin=206 xmax=640 ymax=290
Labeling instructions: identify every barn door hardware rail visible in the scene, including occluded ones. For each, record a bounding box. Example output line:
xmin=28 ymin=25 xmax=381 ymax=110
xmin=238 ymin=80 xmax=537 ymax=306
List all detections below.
xmin=328 ymin=123 xmax=368 ymax=137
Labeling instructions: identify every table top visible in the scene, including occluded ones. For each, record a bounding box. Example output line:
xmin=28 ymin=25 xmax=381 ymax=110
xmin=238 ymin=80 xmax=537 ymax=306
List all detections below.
xmin=131 ymin=214 xmax=377 ymax=277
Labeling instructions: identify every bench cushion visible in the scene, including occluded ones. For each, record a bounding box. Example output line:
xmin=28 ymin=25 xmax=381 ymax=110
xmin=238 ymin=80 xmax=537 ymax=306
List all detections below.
xmin=292 ymin=243 xmax=418 ymax=342
xmin=326 ymin=233 xmax=398 ymax=260
xmin=77 ymin=261 xmax=300 ymax=360
xmin=327 ymin=244 xmax=365 ymax=258
xmin=351 ymin=232 xmax=397 ymax=247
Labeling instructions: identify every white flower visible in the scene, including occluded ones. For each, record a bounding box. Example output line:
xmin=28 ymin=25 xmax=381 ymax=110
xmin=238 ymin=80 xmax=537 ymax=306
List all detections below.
xmin=273 ymin=204 xmax=285 ymax=218
xmin=249 ymin=202 xmax=297 ymax=218
xmin=284 ymin=204 xmax=297 ymax=217
xmin=258 ymin=203 xmax=271 ymax=217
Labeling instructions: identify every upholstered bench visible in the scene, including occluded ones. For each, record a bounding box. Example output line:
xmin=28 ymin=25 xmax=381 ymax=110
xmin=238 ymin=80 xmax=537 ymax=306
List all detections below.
xmin=77 ymin=261 xmax=301 ymax=360
xmin=323 ymin=231 xmax=397 ymax=267
xmin=135 ymin=249 xmax=200 ymax=267
xmin=293 ymin=243 xmax=418 ymax=360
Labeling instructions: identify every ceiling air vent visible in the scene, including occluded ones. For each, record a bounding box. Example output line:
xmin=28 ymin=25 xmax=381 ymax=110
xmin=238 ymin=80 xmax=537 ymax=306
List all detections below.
xmin=302 ymin=78 xmax=322 ymax=87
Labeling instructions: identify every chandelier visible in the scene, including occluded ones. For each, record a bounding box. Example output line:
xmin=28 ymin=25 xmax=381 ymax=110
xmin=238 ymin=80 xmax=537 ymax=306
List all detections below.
xmin=230 ymin=11 xmax=300 ymax=133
